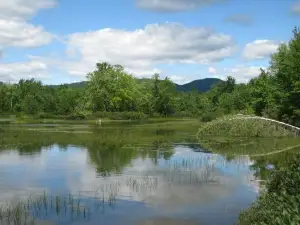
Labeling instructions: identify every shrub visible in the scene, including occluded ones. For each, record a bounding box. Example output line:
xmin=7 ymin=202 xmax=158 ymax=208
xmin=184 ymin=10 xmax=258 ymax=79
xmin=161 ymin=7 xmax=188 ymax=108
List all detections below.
xmin=200 ymin=110 xmax=224 ymax=122
xmin=91 ymin=111 xmax=148 ymax=120
xmin=236 ymin=154 xmax=300 ymax=225
xmin=172 ymin=111 xmax=194 ymax=118
xmin=66 ymin=110 xmax=91 ymax=120
xmin=33 ymin=112 xmax=59 ymax=119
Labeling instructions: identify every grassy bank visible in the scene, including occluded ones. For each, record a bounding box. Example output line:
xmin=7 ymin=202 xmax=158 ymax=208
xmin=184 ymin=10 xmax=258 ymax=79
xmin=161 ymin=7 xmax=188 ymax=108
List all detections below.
xmin=0 ymin=112 xmax=199 ymax=125
xmin=197 ymin=115 xmax=298 ymax=138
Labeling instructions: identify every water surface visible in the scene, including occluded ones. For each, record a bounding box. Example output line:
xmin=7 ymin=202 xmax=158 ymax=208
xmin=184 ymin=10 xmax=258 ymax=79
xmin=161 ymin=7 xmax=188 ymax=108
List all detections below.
xmin=0 ymin=121 xmax=298 ymax=225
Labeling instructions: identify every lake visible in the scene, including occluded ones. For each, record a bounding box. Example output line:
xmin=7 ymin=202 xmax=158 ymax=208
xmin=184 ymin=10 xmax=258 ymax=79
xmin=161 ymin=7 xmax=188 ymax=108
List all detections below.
xmin=0 ymin=120 xmax=299 ymax=225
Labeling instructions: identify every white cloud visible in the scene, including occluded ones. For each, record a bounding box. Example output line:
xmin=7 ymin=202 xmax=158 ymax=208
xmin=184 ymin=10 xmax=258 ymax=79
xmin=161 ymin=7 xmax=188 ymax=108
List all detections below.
xmin=221 ymin=65 xmax=266 ymax=83
xmin=169 ymin=75 xmax=192 ymax=84
xmin=0 ymin=0 xmax=55 ymax=49
xmin=0 ymin=59 xmax=50 ymax=82
xmin=0 ymin=0 xmax=56 ymax=19
xmin=291 ymin=2 xmax=300 ymax=15
xmin=0 ymin=19 xmax=54 ymax=48
xmin=224 ymin=14 xmax=253 ymax=26
xmin=136 ymin=0 xmax=226 ymax=12
xmin=65 ymin=23 xmax=236 ymax=78
xmin=242 ymin=40 xmax=279 ymax=60
xmin=208 ymin=66 xmax=217 ymax=74
xmin=0 ymin=0 xmax=56 ymax=82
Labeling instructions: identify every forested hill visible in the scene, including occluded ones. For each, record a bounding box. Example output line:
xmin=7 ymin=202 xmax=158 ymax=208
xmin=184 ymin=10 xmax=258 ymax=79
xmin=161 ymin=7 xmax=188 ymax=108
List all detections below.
xmin=176 ymin=78 xmax=222 ymax=92
xmin=48 ymin=78 xmax=222 ymax=92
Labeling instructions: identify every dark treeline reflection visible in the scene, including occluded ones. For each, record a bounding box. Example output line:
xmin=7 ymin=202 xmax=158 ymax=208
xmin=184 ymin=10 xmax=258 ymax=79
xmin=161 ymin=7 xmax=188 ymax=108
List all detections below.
xmin=0 ymin=124 xmax=195 ymax=175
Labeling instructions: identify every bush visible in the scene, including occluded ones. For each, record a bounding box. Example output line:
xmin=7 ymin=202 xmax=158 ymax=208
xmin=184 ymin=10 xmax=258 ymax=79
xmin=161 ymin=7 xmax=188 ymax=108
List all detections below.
xmin=236 ymin=154 xmax=300 ymax=225
xmin=33 ymin=112 xmax=60 ymax=119
xmin=200 ymin=110 xmax=224 ymax=122
xmin=91 ymin=111 xmax=148 ymax=120
xmin=66 ymin=110 xmax=91 ymax=120
xmin=172 ymin=111 xmax=194 ymax=118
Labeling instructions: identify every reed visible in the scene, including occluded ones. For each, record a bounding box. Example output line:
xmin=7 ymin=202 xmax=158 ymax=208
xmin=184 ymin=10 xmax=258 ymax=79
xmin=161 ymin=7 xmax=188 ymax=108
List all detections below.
xmin=0 ymin=190 xmax=119 ymax=225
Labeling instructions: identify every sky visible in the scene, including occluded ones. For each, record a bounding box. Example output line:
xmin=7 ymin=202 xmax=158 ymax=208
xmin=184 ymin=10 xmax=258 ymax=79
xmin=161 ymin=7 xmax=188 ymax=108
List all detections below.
xmin=0 ymin=0 xmax=299 ymax=85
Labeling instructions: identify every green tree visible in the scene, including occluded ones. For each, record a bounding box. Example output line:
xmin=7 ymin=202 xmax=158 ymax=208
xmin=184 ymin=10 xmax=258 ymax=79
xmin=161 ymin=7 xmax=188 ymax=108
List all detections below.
xmin=269 ymin=27 xmax=300 ymax=125
xmin=151 ymin=74 xmax=176 ymax=116
xmin=14 ymin=79 xmax=45 ymax=114
xmin=86 ymin=62 xmax=140 ymax=112
xmin=0 ymin=83 xmax=11 ymax=112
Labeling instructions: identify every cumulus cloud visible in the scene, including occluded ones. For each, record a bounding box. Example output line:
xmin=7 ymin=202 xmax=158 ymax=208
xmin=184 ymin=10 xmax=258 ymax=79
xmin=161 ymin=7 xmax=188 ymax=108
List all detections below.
xmin=222 ymin=65 xmax=266 ymax=83
xmin=242 ymin=40 xmax=279 ymax=60
xmin=0 ymin=0 xmax=55 ymax=82
xmin=0 ymin=59 xmax=50 ymax=82
xmin=136 ymin=0 xmax=226 ymax=12
xmin=291 ymin=2 xmax=300 ymax=15
xmin=208 ymin=66 xmax=217 ymax=74
xmin=65 ymin=23 xmax=236 ymax=78
xmin=168 ymin=75 xmax=192 ymax=84
xmin=0 ymin=0 xmax=55 ymax=49
xmin=0 ymin=0 xmax=56 ymax=19
xmin=0 ymin=19 xmax=54 ymax=48
xmin=224 ymin=14 xmax=253 ymax=26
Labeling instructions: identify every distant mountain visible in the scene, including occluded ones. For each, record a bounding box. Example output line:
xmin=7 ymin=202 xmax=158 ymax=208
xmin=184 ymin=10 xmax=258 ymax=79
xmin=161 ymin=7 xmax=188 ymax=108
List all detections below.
xmin=48 ymin=78 xmax=222 ymax=92
xmin=176 ymin=78 xmax=222 ymax=92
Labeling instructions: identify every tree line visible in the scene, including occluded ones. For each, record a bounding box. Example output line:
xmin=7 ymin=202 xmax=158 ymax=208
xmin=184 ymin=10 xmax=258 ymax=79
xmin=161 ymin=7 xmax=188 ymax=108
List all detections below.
xmin=0 ymin=27 xmax=299 ymax=125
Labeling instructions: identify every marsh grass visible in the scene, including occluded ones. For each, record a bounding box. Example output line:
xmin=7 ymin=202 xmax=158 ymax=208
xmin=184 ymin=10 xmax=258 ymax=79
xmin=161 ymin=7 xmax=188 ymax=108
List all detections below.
xmin=197 ymin=115 xmax=298 ymax=138
xmin=0 ymin=188 xmax=120 ymax=225
xmin=0 ymin=176 xmax=165 ymax=225
xmin=125 ymin=176 xmax=158 ymax=193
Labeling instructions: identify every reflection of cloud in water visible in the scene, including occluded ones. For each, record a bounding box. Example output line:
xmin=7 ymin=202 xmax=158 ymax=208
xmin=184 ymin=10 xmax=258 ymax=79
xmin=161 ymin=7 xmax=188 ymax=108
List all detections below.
xmin=66 ymin=145 xmax=260 ymax=211
xmin=0 ymin=144 xmax=260 ymax=219
xmin=0 ymin=150 xmax=50 ymax=204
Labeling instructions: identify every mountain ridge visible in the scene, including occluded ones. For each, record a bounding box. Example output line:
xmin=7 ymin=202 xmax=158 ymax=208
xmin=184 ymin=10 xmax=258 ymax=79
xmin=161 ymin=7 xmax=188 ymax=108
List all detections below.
xmin=48 ymin=78 xmax=222 ymax=92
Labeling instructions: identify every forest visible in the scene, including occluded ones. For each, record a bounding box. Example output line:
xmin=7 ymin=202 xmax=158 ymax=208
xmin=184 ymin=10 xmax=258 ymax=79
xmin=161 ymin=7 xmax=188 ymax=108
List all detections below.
xmin=0 ymin=27 xmax=299 ymax=126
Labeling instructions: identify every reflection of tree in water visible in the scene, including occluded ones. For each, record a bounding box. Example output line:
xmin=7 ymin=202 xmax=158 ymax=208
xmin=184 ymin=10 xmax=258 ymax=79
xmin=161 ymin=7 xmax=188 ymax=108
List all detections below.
xmin=249 ymin=149 xmax=300 ymax=180
xmin=87 ymin=141 xmax=138 ymax=176
xmin=184 ymin=143 xmax=212 ymax=153
xmin=146 ymin=145 xmax=174 ymax=164
xmin=0 ymin=128 xmax=181 ymax=177
xmin=199 ymin=137 xmax=300 ymax=155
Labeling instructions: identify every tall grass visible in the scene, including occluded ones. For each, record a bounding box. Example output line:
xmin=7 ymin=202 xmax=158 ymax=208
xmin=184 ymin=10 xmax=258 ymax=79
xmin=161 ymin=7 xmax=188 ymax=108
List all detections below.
xmin=197 ymin=115 xmax=297 ymax=138
xmin=0 ymin=189 xmax=120 ymax=225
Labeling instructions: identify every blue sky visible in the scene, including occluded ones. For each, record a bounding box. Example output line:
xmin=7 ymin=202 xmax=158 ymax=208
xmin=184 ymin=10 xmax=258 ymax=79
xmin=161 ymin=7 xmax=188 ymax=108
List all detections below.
xmin=0 ymin=0 xmax=299 ymax=84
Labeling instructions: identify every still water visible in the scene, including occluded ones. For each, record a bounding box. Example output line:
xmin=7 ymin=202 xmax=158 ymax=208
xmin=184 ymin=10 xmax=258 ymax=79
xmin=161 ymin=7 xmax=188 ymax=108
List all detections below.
xmin=0 ymin=121 xmax=294 ymax=225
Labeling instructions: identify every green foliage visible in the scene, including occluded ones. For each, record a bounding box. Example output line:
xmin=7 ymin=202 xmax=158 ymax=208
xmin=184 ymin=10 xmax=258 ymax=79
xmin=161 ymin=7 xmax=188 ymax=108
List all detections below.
xmin=92 ymin=111 xmax=148 ymax=120
xmin=197 ymin=115 xmax=295 ymax=137
xmin=86 ymin=63 xmax=140 ymax=112
xmin=66 ymin=110 xmax=91 ymax=120
xmin=236 ymin=154 xmax=300 ymax=225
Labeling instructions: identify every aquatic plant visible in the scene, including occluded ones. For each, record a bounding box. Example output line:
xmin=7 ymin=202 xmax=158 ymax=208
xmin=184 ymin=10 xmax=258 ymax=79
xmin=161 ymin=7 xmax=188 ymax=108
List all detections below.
xmin=197 ymin=115 xmax=299 ymax=138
